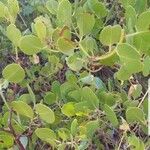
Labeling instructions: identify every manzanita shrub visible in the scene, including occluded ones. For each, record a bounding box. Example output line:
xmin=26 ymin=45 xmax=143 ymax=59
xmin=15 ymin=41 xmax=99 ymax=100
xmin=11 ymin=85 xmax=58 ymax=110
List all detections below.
xmin=0 ymin=0 xmax=149 ymax=149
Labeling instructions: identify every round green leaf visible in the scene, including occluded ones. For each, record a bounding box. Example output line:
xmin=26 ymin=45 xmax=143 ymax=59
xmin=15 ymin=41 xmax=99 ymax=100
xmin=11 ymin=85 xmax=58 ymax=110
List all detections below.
xmin=66 ymin=54 xmax=83 ymax=72
xmin=0 ymin=132 xmax=14 ymax=149
xmin=88 ymin=0 xmax=108 ymax=18
xmin=35 ymin=103 xmax=55 ymax=124
xmin=117 ymin=43 xmax=141 ymax=60
xmin=2 ymin=63 xmax=25 ymax=83
xmin=35 ymin=128 xmax=56 ymax=145
xmin=136 ymin=11 xmax=150 ymax=31
xmin=99 ymin=25 xmax=122 ymax=46
xmin=11 ymin=101 xmax=34 ymax=119
xmin=126 ymin=107 xmax=146 ymax=123
xmin=61 ymin=102 xmax=76 ymax=117
xmin=44 ymin=92 xmax=57 ymax=105
xmin=19 ymin=35 xmax=44 ymax=55
xmin=46 ymin=0 xmax=58 ymax=14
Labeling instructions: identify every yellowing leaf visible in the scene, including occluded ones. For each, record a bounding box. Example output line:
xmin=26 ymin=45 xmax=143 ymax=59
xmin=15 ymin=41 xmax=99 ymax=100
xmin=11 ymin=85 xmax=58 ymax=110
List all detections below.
xmin=7 ymin=0 xmax=19 ymax=18
xmin=57 ymin=37 xmax=75 ymax=55
xmin=61 ymin=102 xmax=76 ymax=117
xmin=0 ymin=131 xmax=14 ymax=149
xmin=0 ymin=2 xmax=5 ymax=18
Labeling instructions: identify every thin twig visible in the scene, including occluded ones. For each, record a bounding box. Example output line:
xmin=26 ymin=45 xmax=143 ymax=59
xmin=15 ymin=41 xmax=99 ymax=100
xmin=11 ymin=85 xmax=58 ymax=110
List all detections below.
xmin=8 ymin=109 xmax=26 ymax=150
xmin=138 ymin=87 xmax=150 ymax=108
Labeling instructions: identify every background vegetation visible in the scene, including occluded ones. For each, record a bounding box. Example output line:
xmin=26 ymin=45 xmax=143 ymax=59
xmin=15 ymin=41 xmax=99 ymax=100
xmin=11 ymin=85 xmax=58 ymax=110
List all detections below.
xmin=0 ymin=0 xmax=149 ymax=149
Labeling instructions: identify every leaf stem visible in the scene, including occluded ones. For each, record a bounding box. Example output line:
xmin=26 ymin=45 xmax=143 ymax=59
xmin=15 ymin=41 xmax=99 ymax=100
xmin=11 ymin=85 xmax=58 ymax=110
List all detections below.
xmin=126 ymin=31 xmax=149 ymax=37
xmin=0 ymin=90 xmax=10 ymax=110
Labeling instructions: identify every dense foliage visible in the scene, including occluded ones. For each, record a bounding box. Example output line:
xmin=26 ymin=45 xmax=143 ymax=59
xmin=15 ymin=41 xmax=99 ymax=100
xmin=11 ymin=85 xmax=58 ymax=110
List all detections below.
xmin=0 ymin=0 xmax=149 ymax=149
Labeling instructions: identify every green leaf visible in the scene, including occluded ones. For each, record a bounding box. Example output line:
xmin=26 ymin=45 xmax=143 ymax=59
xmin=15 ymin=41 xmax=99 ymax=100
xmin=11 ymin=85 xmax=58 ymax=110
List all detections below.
xmin=35 ymin=128 xmax=56 ymax=145
xmin=6 ymin=24 xmax=21 ymax=47
xmin=136 ymin=11 xmax=150 ymax=31
xmin=99 ymin=25 xmax=122 ymax=46
xmin=57 ymin=37 xmax=75 ymax=55
xmin=143 ymin=56 xmax=150 ymax=76
xmin=128 ymin=135 xmax=145 ymax=150
xmin=35 ymin=103 xmax=55 ymax=124
xmin=46 ymin=0 xmax=58 ymax=15
xmin=19 ymin=35 xmax=44 ymax=55
xmin=34 ymin=20 xmax=47 ymax=42
xmin=125 ymin=5 xmax=137 ymax=30
xmin=2 ymin=63 xmax=25 ymax=83
xmin=118 ymin=43 xmax=140 ymax=59
xmin=88 ymin=0 xmax=108 ymax=18
xmin=133 ymin=32 xmax=150 ymax=56
xmin=0 ymin=2 xmax=6 ymax=18
xmin=80 ymin=36 xmax=97 ymax=55
xmin=11 ymin=101 xmax=34 ymax=119
xmin=99 ymin=50 xmax=119 ymax=66
xmin=116 ymin=43 xmax=143 ymax=80
xmin=7 ymin=0 xmax=19 ymax=18
xmin=44 ymin=92 xmax=57 ymax=105
xmin=85 ymin=120 xmax=99 ymax=138
xmin=71 ymin=119 xmax=78 ymax=136
xmin=134 ymin=0 xmax=147 ymax=14
xmin=0 ymin=131 xmax=14 ymax=149
xmin=131 ymin=84 xmax=142 ymax=99
xmin=119 ymin=0 xmax=135 ymax=8
xmin=66 ymin=53 xmax=83 ymax=72
xmin=61 ymin=102 xmax=76 ymax=117
xmin=104 ymin=104 xmax=119 ymax=127
xmin=126 ymin=107 xmax=146 ymax=123
xmin=58 ymin=128 xmax=70 ymax=141
xmin=57 ymin=0 xmax=72 ymax=27
xmin=27 ymin=84 xmax=36 ymax=106
xmin=116 ymin=66 xmax=132 ymax=81
xmin=77 ymin=12 xmax=95 ymax=36
xmin=82 ymin=87 xmax=99 ymax=109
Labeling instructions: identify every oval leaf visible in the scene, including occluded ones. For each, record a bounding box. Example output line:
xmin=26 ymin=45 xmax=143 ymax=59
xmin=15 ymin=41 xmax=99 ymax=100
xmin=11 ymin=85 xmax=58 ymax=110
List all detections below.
xmin=2 ymin=63 xmax=25 ymax=83
xmin=35 ymin=103 xmax=55 ymax=124
xmin=11 ymin=101 xmax=34 ymax=119
xmin=126 ymin=107 xmax=145 ymax=123
xmin=104 ymin=104 xmax=119 ymax=127
xmin=19 ymin=35 xmax=44 ymax=55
